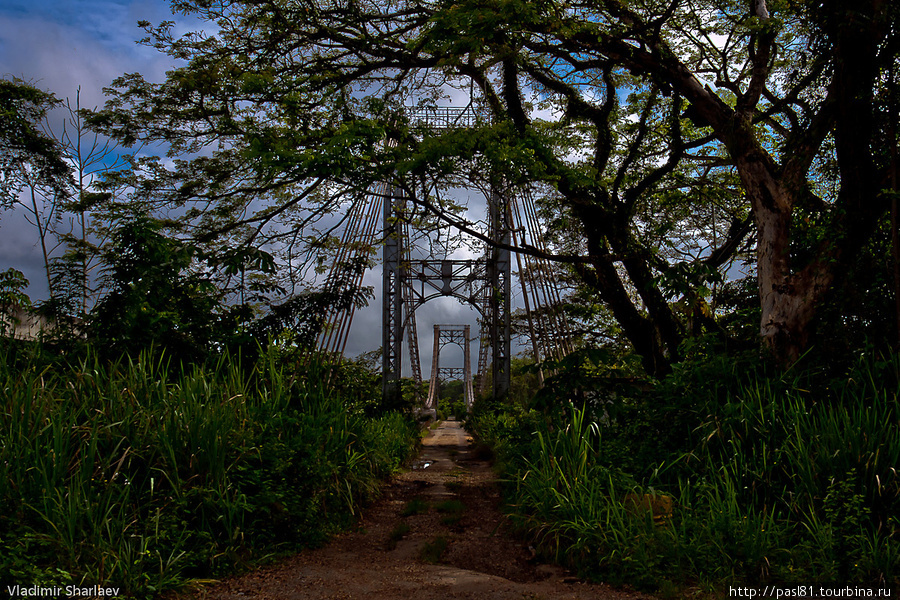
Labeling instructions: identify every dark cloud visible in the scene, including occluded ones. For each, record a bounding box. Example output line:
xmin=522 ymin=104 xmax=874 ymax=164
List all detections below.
xmin=0 ymin=2 xmax=175 ymax=102
xmin=0 ymin=1 xmax=526 ymax=375
xmin=0 ymin=206 xmax=55 ymax=300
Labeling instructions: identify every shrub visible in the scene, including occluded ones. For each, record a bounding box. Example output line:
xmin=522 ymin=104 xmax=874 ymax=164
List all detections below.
xmin=469 ymin=350 xmax=900 ymax=590
xmin=0 ymin=345 xmax=419 ymax=597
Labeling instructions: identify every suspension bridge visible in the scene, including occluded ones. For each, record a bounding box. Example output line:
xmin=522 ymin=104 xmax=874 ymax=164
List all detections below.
xmin=314 ymin=106 xmax=574 ymax=410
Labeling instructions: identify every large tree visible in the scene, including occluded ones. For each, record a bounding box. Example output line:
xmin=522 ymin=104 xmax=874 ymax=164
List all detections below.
xmin=92 ymin=0 xmax=899 ymax=372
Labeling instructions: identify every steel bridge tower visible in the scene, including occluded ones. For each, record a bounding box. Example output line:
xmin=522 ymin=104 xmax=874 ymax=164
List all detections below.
xmin=425 ymin=324 xmax=475 ymax=411
xmin=316 ymin=106 xmax=572 ymax=407
xmin=381 ymin=179 xmax=510 ymax=406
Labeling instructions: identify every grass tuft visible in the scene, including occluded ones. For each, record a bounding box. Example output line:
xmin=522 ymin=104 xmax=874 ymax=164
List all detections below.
xmin=467 ymin=351 xmax=900 ymax=591
xmin=420 ymin=536 xmax=449 ymax=563
xmin=386 ymin=522 xmax=411 ymax=550
xmin=401 ymin=497 xmax=430 ymax=517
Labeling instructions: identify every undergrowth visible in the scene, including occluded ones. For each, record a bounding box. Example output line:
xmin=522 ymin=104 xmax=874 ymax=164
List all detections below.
xmin=0 ymin=344 xmax=419 ymax=597
xmin=468 ymin=348 xmax=900 ymax=592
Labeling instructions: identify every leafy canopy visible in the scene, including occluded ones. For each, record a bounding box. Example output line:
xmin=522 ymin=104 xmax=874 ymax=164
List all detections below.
xmin=90 ymin=0 xmax=900 ymax=372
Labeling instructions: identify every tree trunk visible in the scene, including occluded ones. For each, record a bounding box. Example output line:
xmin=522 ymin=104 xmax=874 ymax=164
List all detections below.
xmin=589 ymin=255 xmax=671 ymax=376
xmin=735 ymin=141 xmax=839 ymax=363
xmin=572 ymin=201 xmax=672 ymax=376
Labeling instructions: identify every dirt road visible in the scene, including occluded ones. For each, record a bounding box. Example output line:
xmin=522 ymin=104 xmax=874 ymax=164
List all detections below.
xmin=181 ymin=420 xmax=652 ymax=600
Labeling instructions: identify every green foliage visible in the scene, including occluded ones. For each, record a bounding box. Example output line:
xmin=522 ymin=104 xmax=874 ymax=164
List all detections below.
xmin=86 ymin=214 xmax=353 ymax=368
xmin=529 ymin=348 xmax=645 ymax=416
xmin=0 ymin=78 xmax=71 ymax=205
xmin=420 ymin=536 xmax=449 ymax=564
xmin=0 ymin=346 xmax=418 ymax=597
xmin=0 ymin=267 xmax=30 ymax=308
xmin=91 ymin=216 xmax=222 ymax=362
xmin=470 ymin=350 xmax=900 ymax=590
xmin=506 ymin=356 xmax=544 ymax=407
xmin=809 ymin=212 xmax=900 ymax=359
xmin=467 ymin=394 xmax=545 ymax=474
xmin=437 ymin=382 xmax=468 ymax=421
xmin=0 ymin=268 xmax=31 ymax=337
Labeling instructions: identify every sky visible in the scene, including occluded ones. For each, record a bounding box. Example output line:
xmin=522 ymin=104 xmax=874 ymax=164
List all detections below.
xmin=0 ymin=0 xmax=177 ymax=105
xmin=0 ymin=0 xmax=508 ymax=375
xmin=1 ymin=1 xmax=177 ymax=298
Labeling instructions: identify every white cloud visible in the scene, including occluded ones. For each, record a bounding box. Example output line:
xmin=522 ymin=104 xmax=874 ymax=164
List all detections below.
xmin=0 ymin=13 xmax=174 ymax=106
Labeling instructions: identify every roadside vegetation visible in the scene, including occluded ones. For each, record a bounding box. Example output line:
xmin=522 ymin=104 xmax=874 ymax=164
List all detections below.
xmin=469 ymin=348 xmax=900 ymax=593
xmin=0 ymin=344 xmax=419 ymax=598
xmin=3 ymin=0 xmax=900 ymax=596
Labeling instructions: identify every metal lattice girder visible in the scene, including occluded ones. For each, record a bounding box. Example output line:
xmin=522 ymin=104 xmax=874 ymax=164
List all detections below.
xmin=403 ymin=259 xmax=489 ymax=311
xmin=319 ymin=108 xmax=572 ymax=411
xmin=406 ymin=106 xmax=489 ymax=130
xmin=437 ymin=367 xmax=466 ymax=379
xmin=403 ymin=257 xmax=493 ymax=398
xmin=375 ymin=107 xmax=575 ymax=407
xmin=403 ymin=279 xmax=424 ymax=387
xmin=382 ymin=185 xmax=405 ymax=404
xmin=400 ymin=221 xmax=424 ymax=388
xmin=426 ymin=324 xmax=441 ymax=409
xmin=474 ymin=319 xmax=491 ymax=396
xmin=488 ymin=184 xmax=511 ymax=401
xmin=463 ymin=324 xmax=475 ymax=410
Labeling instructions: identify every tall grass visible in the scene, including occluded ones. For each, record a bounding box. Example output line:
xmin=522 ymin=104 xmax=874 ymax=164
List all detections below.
xmin=0 ymin=345 xmax=418 ymax=597
xmin=471 ymin=352 xmax=900 ymax=590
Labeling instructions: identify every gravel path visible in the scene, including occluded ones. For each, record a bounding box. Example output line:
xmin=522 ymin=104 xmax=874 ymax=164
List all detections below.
xmin=175 ymin=420 xmax=653 ymax=600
